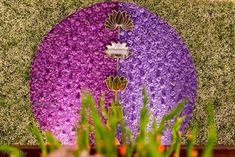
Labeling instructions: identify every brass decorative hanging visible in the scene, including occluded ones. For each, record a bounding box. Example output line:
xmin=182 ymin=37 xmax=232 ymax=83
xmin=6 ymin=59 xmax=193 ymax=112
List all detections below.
xmin=104 ymin=10 xmax=134 ymax=104
xmin=105 ymin=11 xmax=134 ymax=31
xmin=105 ymin=75 xmax=128 ymax=92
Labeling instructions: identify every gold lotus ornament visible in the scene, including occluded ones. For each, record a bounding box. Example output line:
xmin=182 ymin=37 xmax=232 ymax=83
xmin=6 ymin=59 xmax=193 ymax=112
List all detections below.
xmin=106 ymin=75 xmax=128 ymax=92
xmin=105 ymin=10 xmax=134 ymax=31
xmin=105 ymin=42 xmax=131 ymax=59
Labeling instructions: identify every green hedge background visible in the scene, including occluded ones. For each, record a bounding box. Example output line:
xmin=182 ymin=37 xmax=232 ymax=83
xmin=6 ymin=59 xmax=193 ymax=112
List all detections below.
xmin=0 ymin=0 xmax=234 ymax=145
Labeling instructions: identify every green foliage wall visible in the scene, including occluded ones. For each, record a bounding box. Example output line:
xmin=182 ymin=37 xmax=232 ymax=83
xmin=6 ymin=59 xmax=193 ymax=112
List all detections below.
xmin=0 ymin=0 xmax=234 ymax=145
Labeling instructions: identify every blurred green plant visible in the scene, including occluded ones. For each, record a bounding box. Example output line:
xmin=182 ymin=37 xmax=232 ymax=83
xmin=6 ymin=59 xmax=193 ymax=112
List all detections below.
xmin=0 ymin=145 xmax=24 ymax=157
xmin=0 ymin=88 xmax=217 ymax=157
xmin=30 ymin=126 xmax=47 ymax=157
xmin=202 ymin=101 xmax=217 ymax=157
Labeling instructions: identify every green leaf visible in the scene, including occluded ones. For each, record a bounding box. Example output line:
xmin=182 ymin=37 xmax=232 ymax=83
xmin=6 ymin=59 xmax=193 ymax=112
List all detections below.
xmin=186 ymin=124 xmax=198 ymax=157
xmin=30 ymin=126 xmax=47 ymax=157
xmin=202 ymin=100 xmax=217 ymax=157
xmin=99 ymin=92 xmax=108 ymax=119
xmin=77 ymin=92 xmax=91 ymax=151
xmin=138 ymin=86 xmax=150 ymax=133
xmin=45 ymin=131 xmax=61 ymax=152
xmin=0 ymin=145 xmax=24 ymax=157
xmin=165 ymin=116 xmax=186 ymax=157
xmin=157 ymin=98 xmax=188 ymax=134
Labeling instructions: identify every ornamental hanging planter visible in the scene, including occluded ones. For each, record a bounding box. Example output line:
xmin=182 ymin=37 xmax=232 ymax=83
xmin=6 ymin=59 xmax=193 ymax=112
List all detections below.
xmin=30 ymin=2 xmax=197 ymax=145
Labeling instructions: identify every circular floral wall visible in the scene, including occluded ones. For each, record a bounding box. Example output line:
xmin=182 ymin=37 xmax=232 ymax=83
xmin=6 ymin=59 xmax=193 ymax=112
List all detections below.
xmin=30 ymin=2 xmax=197 ymax=144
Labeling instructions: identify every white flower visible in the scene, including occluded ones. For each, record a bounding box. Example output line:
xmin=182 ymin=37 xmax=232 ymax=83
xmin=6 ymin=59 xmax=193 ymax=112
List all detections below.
xmin=105 ymin=42 xmax=131 ymax=59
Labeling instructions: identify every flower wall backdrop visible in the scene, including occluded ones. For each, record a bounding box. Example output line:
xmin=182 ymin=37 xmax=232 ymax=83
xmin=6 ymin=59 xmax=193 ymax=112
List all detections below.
xmin=30 ymin=2 xmax=197 ymax=144
xmin=0 ymin=0 xmax=234 ymax=145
